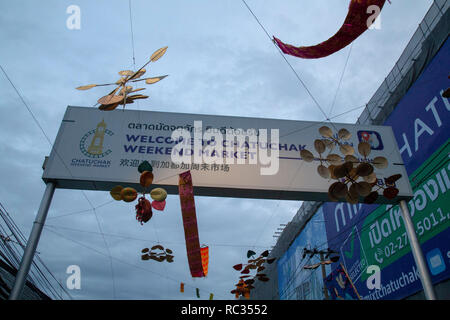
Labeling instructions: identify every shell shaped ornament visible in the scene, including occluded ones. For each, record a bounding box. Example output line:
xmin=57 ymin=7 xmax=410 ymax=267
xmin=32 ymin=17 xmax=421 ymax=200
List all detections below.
xmin=301 ymin=126 xmax=401 ymax=204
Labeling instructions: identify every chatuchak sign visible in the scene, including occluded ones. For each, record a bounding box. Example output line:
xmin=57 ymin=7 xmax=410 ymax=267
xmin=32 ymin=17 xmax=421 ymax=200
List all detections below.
xmin=42 ymin=106 xmax=412 ymax=203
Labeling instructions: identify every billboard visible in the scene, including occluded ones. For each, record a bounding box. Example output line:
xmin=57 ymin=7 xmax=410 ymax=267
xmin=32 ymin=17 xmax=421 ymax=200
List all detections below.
xmin=278 ymin=207 xmax=331 ymax=300
xmin=323 ymin=38 xmax=450 ymax=300
xmin=43 ymin=106 xmax=412 ymax=203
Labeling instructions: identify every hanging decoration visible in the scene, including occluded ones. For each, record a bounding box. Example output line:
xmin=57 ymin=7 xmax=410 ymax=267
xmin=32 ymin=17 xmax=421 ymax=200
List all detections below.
xmin=300 ymin=126 xmax=402 ymax=204
xmin=141 ymin=245 xmax=174 ymax=263
xmin=209 ymin=293 xmax=214 ymax=300
xmin=110 ymin=160 xmax=167 ymax=225
xmin=180 ymin=282 xmax=185 ymax=293
xmin=200 ymin=245 xmax=209 ymax=277
xmin=231 ymin=279 xmax=251 ymax=299
xmin=178 ymin=171 xmax=206 ymax=278
xmin=75 ymin=47 xmax=168 ymax=110
xmin=273 ymin=0 xmax=388 ymax=59
xmin=196 ymin=288 xmax=200 ymax=298
xmin=231 ymin=250 xmax=276 ymax=299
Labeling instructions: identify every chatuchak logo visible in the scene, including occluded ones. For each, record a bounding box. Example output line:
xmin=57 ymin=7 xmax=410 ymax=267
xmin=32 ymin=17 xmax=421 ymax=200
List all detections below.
xmin=71 ymin=119 xmax=113 ymax=168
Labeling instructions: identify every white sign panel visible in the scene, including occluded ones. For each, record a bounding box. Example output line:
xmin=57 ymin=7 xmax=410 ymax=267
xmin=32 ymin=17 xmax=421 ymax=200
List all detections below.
xmin=42 ymin=106 xmax=413 ymax=203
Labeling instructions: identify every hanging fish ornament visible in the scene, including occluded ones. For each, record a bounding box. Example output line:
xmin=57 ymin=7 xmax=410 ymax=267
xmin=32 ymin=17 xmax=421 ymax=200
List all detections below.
xmin=273 ymin=0 xmax=388 ymax=59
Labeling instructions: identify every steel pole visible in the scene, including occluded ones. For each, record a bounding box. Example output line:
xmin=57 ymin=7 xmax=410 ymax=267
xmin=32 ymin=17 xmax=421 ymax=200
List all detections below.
xmin=9 ymin=182 xmax=56 ymax=300
xmin=399 ymin=200 xmax=437 ymax=300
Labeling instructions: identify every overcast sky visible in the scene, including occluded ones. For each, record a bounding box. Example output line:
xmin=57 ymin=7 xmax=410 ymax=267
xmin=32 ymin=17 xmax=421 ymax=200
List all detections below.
xmin=0 ymin=0 xmax=434 ymax=300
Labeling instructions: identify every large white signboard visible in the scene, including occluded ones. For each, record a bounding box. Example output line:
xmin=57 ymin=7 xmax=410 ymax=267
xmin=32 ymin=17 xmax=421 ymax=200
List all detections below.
xmin=42 ymin=106 xmax=413 ymax=203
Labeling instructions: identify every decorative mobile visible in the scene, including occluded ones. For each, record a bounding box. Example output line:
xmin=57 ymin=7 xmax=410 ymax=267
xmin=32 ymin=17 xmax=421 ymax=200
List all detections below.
xmin=231 ymin=250 xmax=276 ymax=299
xmin=110 ymin=160 xmax=167 ymax=225
xmin=231 ymin=279 xmax=251 ymax=299
xmin=75 ymin=47 xmax=168 ymax=111
xmin=300 ymin=125 xmax=402 ymax=204
xmin=178 ymin=171 xmax=207 ymax=278
xmin=273 ymin=0 xmax=388 ymax=59
xmin=141 ymin=245 xmax=174 ymax=263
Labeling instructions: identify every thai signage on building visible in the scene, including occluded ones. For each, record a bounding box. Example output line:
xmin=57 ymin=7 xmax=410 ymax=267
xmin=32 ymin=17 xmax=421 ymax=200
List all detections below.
xmin=322 ymin=39 xmax=450 ymax=300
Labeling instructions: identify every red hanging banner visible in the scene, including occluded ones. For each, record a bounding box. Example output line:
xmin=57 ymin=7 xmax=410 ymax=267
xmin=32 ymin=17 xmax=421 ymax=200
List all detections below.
xmin=178 ymin=171 xmax=205 ymax=277
xmin=273 ymin=0 xmax=387 ymax=59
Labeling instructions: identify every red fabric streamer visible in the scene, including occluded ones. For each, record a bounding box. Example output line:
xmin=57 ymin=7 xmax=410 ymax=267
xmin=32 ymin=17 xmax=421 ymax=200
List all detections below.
xmin=178 ymin=171 xmax=205 ymax=277
xmin=273 ymin=0 xmax=387 ymax=59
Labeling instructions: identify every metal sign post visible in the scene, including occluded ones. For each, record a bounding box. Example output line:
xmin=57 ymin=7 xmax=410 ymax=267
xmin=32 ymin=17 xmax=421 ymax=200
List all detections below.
xmin=9 ymin=182 xmax=56 ymax=300
xmin=398 ymin=200 xmax=436 ymax=300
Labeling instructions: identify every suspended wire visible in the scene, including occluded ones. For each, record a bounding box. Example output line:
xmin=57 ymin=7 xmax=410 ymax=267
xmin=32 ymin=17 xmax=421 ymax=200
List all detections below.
xmin=0 ymin=64 xmax=112 ymax=299
xmin=329 ymin=43 xmax=353 ymax=117
xmin=0 ymin=203 xmax=71 ymax=300
xmin=251 ymin=158 xmax=305 ymax=250
xmin=43 ymin=224 xmax=271 ymax=249
xmin=47 ymin=200 xmax=114 ymax=220
xmin=92 ymin=207 xmax=117 ymax=299
xmin=0 ymin=204 xmax=71 ymax=299
xmin=128 ymin=0 xmax=136 ymax=68
xmin=279 ymin=103 xmax=367 ymax=139
xmin=240 ymin=0 xmax=337 ymax=131
xmin=45 ymin=227 xmax=229 ymax=299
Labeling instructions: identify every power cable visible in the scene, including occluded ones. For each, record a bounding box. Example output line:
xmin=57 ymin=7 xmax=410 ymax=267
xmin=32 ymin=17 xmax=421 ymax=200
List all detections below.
xmin=0 ymin=65 xmax=110 ymax=299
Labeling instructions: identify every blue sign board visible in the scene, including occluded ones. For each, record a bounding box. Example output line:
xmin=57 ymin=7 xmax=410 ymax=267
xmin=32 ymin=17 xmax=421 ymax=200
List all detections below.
xmin=322 ymin=38 xmax=450 ymax=300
